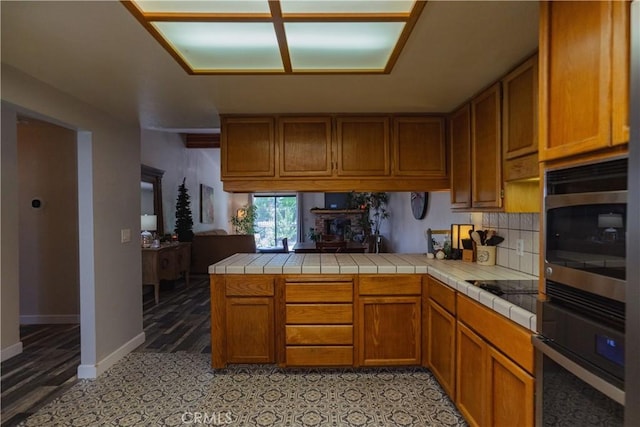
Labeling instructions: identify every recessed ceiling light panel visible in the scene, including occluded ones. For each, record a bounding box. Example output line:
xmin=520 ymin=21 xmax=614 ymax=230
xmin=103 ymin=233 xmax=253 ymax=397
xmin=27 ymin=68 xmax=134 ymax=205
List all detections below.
xmin=123 ymin=0 xmax=425 ymax=74
xmin=285 ymin=22 xmax=405 ymax=70
xmin=152 ymin=22 xmax=284 ymax=70
xmin=134 ymin=0 xmax=271 ymax=14
xmin=279 ymin=0 xmax=416 ymax=15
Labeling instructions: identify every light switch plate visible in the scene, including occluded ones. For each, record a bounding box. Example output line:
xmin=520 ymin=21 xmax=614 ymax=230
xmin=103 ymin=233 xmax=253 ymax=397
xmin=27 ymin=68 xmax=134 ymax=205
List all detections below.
xmin=121 ymin=228 xmax=131 ymax=243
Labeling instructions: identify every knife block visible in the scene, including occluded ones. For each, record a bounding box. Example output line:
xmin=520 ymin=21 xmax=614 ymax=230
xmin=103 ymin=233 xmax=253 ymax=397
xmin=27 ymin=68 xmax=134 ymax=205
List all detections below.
xmin=462 ymin=248 xmax=475 ymax=262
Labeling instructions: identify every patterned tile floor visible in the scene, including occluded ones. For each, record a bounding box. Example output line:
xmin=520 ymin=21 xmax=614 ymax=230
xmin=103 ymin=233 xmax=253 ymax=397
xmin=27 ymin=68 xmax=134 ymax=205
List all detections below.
xmin=4 ymin=277 xmax=467 ymax=426
xmin=19 ymin=353 xmax=466 ymax=427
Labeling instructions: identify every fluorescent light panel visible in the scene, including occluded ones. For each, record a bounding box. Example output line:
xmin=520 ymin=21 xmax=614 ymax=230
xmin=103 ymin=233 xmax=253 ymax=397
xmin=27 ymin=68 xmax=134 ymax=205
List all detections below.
xmin=125 ymin=0 xmax=424 ymax=74
xmin=285 ymin=22 xmax=405 ymax=70
xmin=279 ymin=0 xmax=416 ymax=15
xmin=134 ymin=1 xmax=271 ymax=14
xmin=152 ymin=22 xmax=283 ymax=70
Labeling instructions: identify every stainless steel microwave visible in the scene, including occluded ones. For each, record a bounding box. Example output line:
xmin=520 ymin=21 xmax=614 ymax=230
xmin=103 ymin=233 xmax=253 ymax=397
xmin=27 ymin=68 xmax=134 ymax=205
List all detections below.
xmin=544 ymin=158 xmax=628 ymax=303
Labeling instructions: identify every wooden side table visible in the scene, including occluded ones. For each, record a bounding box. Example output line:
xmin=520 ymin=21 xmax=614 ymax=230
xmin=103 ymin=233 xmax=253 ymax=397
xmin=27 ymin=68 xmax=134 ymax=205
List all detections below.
xmin=142 ymin=242 xmax=191 ymax=304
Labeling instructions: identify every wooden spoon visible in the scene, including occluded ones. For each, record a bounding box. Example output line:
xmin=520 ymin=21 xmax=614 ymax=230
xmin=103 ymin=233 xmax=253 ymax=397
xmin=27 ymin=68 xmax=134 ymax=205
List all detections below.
xmin=471 ymin=231 xmax=483 ymax=246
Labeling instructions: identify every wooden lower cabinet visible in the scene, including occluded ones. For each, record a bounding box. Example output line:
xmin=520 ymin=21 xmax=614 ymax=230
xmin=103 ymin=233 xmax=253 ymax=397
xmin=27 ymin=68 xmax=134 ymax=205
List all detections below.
xmin=456 ymin=322 xmax=487 ymax=427
xmin=487 ymin=347 xmax=534 ymax=427
xmin=359 ymin=296 xmax=421 ymax=366
xmin=211 ymin=275 xmax=276 ymax=368
xmin=284 ymin=277 xmax=354 ymax=367
xmin=226 ymin=297 xmax=274 ymax=364
xmin=456 ymin=321 xmax=534 ymax=427
xmin=427 ymin=299 xmax=456 ymax=397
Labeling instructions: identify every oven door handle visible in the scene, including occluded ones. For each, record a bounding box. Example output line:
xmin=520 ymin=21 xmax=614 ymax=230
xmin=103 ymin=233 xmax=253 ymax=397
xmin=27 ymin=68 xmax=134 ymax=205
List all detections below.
xmin=532 ymin=335 xmax=625 ymax=405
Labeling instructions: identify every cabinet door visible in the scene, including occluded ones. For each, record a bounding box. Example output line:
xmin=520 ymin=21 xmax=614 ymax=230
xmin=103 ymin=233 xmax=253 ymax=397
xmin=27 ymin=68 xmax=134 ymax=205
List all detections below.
xmin=471 ymin=82 xmax=502 ymax=209
xmin=359 ymin=296 xmax=421 ymax=366
xmin=157 ymin=248 xmax=177 ymax=281
xmin=487 ymin=347 xmax=534 ymax=427
xmin=611 ymin=0 xmax=630 ymax=146
xmin=456 ymin=322 xmax=487 ymax=427
xmin=336 ymin=116 xmax=390 ymax=177
xmin=502 ymin=55 xmax=538 ymax=161
xmin=226 ymin=297 xmax=274 ymax=363
xmin=449 ymin=104 xmax=472 ymax=208
xmin=427 ymin=300 xmax=456 ymax=398
xmin=221 ymin=117 xmax=275 ymax=177
xmin=539 ymin=1 xmax=612 ymax=161
xmin=175 ymin=243 xmax=190 ymax=273
xmin=393 ymin=116 xmax=446 ymax=177
xmin=279 ymin=116 xmax=333 ymax=177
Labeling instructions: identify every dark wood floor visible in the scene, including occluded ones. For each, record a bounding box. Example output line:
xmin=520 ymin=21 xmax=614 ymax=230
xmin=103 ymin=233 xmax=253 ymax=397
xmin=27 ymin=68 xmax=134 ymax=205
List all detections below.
xmin=0 ymin=276 xmax=210 ymax=426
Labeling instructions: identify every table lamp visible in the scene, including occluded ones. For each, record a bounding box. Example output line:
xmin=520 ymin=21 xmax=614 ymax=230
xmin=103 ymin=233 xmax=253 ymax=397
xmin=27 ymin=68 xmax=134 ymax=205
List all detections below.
xmin=141 ymin=214 xmax=157 ymax=248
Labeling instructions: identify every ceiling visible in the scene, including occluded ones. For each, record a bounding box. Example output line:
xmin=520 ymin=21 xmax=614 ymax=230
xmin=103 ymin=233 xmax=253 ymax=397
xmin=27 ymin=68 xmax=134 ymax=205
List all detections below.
xmin=1 ymin=1 xmax=538 ymax=133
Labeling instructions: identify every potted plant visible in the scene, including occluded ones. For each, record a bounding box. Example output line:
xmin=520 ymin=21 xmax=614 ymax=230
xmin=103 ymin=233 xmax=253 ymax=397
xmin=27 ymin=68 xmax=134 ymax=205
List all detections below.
xmin=230 ymin=204 xmax=257 ymax=234
xmin=174 ymin=178 xmax=194 ymax=242
xmin=349 ymin=192 xmax=389 ymax=252
xmin=308 ymin=227 xmax=321 ymax=245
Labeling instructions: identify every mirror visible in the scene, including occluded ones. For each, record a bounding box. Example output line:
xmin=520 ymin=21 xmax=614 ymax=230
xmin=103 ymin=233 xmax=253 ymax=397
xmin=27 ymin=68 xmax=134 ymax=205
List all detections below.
xmin=141 ymin=164 xmax=165 ymax=236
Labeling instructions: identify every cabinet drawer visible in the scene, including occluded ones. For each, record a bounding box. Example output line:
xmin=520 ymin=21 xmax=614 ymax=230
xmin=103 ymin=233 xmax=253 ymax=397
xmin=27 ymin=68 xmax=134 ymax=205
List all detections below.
xmin=226 ymin=276 xmax=274 ymax=296
xmin=428 ymin=277 xmax=456 ymax=314
xmin=286 ymin=325 xmax=353 ymax=345
xmin=286 ymin=283 xmax=352 ymax=302
xmin=286 ymin=304 xmax=353 ymax=324
xmin=286 ymin=346 xmax=353 ymax=366
xmin=359 ymin=275 xmax=422 ymax=295
xmin=457 ymin=294 xmax=534 ymax=374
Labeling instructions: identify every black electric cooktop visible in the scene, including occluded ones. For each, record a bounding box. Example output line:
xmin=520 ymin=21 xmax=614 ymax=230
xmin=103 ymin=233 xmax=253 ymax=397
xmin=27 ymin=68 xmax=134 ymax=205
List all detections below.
xmin=466 ymin=279 xmax=538 ymax=314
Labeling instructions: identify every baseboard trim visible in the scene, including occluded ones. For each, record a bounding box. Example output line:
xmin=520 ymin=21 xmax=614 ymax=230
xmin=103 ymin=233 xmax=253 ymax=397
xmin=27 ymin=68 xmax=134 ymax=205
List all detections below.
xmin=77 ymin=332 xmax=145 ymax=379
xmin=1 ymin=341 xmax=24 ymax=362
xmin=20 ymin=314 xmax=80 ymax=325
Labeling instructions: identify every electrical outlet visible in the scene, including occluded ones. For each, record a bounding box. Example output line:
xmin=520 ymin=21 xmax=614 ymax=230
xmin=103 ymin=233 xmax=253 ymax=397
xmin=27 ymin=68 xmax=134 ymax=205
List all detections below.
xmin=516 ymin=239 xmax=524 ymax=256
xmin=121 ymin=228 xmax=131 ymax=243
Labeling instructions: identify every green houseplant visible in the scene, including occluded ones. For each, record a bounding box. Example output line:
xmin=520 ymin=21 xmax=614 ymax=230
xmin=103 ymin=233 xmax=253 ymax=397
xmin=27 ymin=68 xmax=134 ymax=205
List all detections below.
xmin=174 ymin=177 xmax=194 ymax=242
xmin=230 ymin=204 xmax=257 ymax=234
xmin=349 ymin=192 xmax=389 ymax=252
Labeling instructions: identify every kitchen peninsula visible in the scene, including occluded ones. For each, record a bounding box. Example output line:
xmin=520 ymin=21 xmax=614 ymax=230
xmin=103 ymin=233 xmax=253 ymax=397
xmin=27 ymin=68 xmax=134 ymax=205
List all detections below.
xmin=210 ymin=252 xmax=538 ymax=426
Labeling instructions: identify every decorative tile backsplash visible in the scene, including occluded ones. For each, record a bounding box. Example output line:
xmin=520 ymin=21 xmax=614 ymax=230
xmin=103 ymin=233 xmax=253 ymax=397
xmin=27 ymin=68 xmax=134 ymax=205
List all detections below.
xmin=480 ymin=212 xmax=540 ymax=277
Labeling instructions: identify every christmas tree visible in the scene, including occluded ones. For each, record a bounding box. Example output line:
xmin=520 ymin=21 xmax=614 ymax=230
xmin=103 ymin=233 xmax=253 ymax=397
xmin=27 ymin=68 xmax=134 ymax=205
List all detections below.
xmin=174 ymin=177 xmax=194 ymax=242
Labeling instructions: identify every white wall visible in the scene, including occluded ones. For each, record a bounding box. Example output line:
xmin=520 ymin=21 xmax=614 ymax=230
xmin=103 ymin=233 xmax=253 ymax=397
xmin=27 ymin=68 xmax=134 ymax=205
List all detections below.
xmin=141 ymin=130 xmax=229 ymax=234
xmin=2 ymin=64 xmax=143 ymax=375
xmin=385 ymin=192 xmax=472 ymax=253
xmin=18 ymin=118 xmax=79 ymax=323
xmin=1 ymin=106 xmax=23 ymax=361
xmin=297 ymin=191 xmax=471 ymax=253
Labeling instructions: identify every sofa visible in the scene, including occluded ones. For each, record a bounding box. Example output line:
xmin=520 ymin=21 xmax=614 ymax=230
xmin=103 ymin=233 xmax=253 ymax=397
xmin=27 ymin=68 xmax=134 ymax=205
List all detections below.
xmin=190 ymin=230 xmax=257 ymax=274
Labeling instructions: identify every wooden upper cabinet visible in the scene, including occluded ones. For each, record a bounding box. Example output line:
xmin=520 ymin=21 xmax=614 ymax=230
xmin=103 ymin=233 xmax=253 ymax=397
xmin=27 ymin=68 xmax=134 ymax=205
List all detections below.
xmin=539 ymin=1 xmax=621 ymax=161
xmin=221 ymin=117 xmax=275 ymax=178
xmin=502 ymin=55 xmax=538 ymax=161
xmin=611 ymin=0 xmax=630 ymax=146
xmin=336 ymin=116 xmax=390 ymax=177
xmin=449 ymin=104 xmax=472 ymax=209
xmin=279 ymin=116 xmax=333 ymax=177
xmin=471 ymin=82 xmax=502 ymax=209
xmin=392 ymin=117 xmax=446 ymax=177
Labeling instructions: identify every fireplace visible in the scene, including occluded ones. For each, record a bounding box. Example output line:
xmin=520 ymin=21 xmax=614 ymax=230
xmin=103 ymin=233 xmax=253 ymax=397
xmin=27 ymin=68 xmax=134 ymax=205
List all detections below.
xmin=311 ymin=209 xmax=366 ymax=242
xmin=325 ymin=218 xmax=351 ymax=238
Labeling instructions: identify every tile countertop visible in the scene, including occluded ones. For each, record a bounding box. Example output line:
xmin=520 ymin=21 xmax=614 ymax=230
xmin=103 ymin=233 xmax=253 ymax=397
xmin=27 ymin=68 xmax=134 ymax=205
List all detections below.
xmin=210 ymin=253 xmax=538 ymax=332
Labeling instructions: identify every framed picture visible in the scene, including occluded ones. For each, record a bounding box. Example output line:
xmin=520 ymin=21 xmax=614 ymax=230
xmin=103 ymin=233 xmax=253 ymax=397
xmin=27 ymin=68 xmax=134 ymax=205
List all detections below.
xmin=200 ymin=184 xmax=214 ymax=224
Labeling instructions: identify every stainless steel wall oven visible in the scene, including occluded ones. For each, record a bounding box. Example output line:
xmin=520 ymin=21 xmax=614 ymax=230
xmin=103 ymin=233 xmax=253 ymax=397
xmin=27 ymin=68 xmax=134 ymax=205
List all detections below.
xmin=535 ymin=157 xmax=627 ymax=426
xmin=544 ymin=157 xmax=627 ymax=302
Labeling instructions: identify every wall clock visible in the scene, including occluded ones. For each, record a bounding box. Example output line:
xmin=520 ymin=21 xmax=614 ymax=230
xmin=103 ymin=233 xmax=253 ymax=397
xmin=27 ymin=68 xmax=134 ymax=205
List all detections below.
xmin=410 ymin=192 xmax=428 ymax=220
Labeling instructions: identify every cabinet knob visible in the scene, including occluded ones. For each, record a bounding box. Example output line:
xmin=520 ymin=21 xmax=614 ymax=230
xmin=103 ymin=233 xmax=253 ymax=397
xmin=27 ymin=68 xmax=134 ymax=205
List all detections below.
xmin=545 ymin=266 xmax=553 ymax=277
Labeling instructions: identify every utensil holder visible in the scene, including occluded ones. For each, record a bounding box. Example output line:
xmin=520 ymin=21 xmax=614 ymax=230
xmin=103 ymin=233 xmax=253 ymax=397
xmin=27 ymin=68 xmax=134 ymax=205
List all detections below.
xmin=476 ymin=245 xmax=496 ymax=266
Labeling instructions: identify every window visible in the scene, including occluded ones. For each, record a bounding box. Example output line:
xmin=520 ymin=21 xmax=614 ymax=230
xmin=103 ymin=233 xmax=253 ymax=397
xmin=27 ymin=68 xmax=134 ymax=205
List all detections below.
xmin=253 ymin=194 xmax=298 ymax=249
